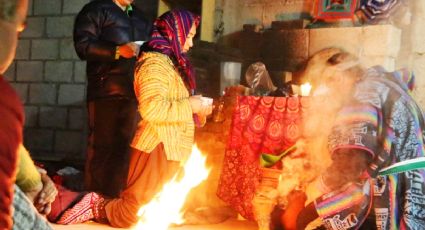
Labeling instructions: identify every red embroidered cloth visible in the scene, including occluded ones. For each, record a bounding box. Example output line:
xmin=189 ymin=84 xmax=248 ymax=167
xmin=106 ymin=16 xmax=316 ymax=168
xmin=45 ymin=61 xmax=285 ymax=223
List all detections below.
xmin=217 ymin=96 xmax=308 ymax=220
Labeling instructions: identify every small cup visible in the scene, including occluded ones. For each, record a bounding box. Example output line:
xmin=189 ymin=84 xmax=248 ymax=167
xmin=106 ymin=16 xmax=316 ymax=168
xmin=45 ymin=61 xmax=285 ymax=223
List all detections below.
xmin=200 ymin=96 xmax=213 ymax=106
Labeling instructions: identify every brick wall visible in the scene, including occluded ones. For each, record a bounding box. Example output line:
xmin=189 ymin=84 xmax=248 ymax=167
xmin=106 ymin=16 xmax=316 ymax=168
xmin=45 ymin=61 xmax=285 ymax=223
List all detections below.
xmin=217 ymin=0 xmax=312 ymax=40
xmin=236 ymin=24 xmax=401 ymax=88
xmin=410 ymin=1 xmax=425 ymax=109
xmin=4 ymin=0 xmax=158 ymax=163
xmin=3 ymin=0 xmax=90 ymax=162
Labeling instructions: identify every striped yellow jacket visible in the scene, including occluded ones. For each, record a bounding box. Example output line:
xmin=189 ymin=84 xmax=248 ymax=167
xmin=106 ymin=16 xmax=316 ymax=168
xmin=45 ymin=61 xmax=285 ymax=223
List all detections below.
xmin=131 ymin=52 xmax=194 ymax=161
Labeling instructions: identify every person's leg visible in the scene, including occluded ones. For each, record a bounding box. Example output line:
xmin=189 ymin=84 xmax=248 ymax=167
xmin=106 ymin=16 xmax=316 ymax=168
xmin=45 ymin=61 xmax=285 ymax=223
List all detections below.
xmin=85 ymin=98 xmax=137 ymax=197
xmin=103 ymin=98 xmax=138 ymax=196
xmin=57 ymin=144 xmax=180 ymax=227
xmin=104 ymin=144 xmax=181 ymax=228
xmin=55 ymin=191 xmax=103 ymax=225
xmin=85 ymin=101 xmax=95 ymax=192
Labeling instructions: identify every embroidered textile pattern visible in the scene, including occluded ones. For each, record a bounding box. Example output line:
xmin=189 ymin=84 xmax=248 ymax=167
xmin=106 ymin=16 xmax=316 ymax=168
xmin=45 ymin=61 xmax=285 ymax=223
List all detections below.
xmin=357 ymin=0 xmax=401 ymax=24
xmin=217 ymin=96 xmax=307 ymax=219
xmin=314 ymin=0 xmax=359 ymax=20
xmin=57 ymin=192 xmax=102 ymax=224
xmin=316 ymin=67 xmax=425 ymax=229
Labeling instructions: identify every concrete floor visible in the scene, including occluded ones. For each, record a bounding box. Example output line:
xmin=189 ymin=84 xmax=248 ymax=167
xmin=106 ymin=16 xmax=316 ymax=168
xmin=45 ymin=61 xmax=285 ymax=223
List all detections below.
xmin=52 ymin=218 xmax=258 ymax=230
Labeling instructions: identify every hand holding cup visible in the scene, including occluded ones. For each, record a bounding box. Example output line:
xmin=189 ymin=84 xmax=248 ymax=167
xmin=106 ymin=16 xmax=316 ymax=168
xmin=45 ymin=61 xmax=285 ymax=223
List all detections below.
xmin=189 ymin=95 xmax=213 ymax=116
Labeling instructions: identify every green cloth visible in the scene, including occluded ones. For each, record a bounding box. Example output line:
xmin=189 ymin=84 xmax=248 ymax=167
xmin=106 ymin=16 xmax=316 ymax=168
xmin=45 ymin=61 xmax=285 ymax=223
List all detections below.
xmin=125 ymin=5 xmax=133 ymax=16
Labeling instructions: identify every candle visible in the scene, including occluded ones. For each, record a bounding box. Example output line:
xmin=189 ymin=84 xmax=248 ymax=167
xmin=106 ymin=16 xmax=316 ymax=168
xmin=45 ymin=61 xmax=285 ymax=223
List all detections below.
xmin=300 ymin=83 xmax=312 ymax=96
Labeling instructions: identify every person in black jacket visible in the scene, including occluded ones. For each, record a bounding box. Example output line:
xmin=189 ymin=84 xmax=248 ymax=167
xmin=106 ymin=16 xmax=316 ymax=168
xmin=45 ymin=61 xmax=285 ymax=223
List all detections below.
xmin=73 ymin=0 xmax=151 ymax=198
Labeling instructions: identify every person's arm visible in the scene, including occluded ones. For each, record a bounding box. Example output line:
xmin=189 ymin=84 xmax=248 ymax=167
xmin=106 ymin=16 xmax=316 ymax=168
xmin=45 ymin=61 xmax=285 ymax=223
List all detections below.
xmin=73 ymin=6 xmax=117 ymax=61
xmin=136 ymin=59 xmax=193 ymax=123
xmin=15 ymin=144 xmax=57 ymax=215
xmin=74 ymin=6 xmax=139 ymax=61
xmin=34 ymin=170 xmax=57 ymax=215
xmin=15 ymin=144 xmax=42 ymax=202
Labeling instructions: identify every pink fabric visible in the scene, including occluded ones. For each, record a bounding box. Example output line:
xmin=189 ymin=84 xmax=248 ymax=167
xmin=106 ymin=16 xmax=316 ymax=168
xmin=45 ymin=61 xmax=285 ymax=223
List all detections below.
xmin=56 ymin=192 xmax=101 ymax=225
xmin=217 ymin=96 xmax=308 ymax=220
xmin=47 ymin=185 xmax=85 ymax=222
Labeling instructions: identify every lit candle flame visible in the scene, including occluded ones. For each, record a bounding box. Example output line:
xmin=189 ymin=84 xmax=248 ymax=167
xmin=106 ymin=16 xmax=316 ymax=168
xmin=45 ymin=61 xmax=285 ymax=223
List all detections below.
xmin=300 ymin=82 xmax=312 ymax=96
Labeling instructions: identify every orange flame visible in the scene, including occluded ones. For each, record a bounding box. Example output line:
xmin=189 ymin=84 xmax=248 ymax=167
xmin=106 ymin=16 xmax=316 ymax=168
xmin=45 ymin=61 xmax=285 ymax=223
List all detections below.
xmin=133 ymin=145 xmax=210 ymax=230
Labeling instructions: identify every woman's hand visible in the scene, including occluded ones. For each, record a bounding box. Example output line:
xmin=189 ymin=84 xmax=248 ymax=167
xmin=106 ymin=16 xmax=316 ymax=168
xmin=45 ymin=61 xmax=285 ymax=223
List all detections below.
xmin=34 ymin=172 xmax=58 ymax=215
xmin=24 ymin=182 xmax=43 ymax=204
xmin=189 ymin=95 xmax=213 ymax=117
xmin=118 ymin=42 xmax=140 ymax=58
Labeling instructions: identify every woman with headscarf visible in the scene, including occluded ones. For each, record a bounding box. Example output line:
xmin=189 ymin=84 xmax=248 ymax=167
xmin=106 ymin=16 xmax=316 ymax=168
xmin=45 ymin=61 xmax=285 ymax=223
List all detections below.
xmin=56 ymin=9 xmax=212 ymax=228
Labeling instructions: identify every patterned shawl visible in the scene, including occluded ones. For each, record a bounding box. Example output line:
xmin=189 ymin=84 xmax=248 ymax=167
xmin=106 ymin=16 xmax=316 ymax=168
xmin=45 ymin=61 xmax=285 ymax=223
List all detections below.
xmin=316 ymin=66 xmax=425 ymax=229
xmin=143 ymin=10 xmax=200 ymax=93
xmin=358 ymin=0 xmax=401 ymax=23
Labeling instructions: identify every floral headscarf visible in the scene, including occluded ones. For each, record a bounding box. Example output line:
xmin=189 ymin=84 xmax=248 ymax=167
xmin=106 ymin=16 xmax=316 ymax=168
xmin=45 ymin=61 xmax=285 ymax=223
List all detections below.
xmin=143 ymin=9 xmax=200 ymax=93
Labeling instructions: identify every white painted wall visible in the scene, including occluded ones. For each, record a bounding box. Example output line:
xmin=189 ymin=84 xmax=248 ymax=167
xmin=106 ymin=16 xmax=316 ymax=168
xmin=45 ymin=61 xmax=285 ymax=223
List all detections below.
xmin=215 ymin=0 xmax=312 ymax=37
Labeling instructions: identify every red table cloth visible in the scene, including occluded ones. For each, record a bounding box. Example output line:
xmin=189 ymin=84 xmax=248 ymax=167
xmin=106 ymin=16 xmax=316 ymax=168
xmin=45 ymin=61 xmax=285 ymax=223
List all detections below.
xmin=217 ymin=96 xmax=309 ymax=220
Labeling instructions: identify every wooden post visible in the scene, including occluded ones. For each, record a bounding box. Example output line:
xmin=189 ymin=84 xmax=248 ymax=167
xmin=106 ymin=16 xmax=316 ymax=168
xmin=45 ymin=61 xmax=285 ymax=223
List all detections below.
xmin=157 ymin=0 xmax=170 ymax=16
xmin=201 ymin=0 xmax=215 ymax=42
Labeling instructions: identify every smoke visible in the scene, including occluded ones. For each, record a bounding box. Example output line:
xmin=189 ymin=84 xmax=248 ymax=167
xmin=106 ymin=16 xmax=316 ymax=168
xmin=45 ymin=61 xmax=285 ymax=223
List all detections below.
xmin=277 ymin=48 xmax=365 ymax=205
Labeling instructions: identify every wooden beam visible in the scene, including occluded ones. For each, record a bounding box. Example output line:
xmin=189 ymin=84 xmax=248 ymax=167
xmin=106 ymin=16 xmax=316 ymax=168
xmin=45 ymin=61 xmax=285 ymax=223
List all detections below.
xmin=201 ymin=0 xmax=215 ymax=42
xmin=157 ymin=0 xmax=170 ymax=16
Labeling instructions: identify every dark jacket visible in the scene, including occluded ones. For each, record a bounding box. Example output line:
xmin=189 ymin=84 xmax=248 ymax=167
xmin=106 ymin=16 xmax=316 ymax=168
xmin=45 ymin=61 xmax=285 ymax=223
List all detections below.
xmin=74 ymin=0 xmax=151 ymax=101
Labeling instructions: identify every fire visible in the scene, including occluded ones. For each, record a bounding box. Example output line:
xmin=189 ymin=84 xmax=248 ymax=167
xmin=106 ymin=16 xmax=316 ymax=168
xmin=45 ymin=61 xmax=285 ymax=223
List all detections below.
xmin=300 ymin=82 xmax=312 ymax=96
xmin=133 ymin=145 xmax=210 ymax=230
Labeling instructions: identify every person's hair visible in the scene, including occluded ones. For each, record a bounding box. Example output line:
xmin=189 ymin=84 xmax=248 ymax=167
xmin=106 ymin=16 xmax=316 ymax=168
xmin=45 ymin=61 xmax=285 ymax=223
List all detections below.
xmin=0 ymin=0 xmax=18 ymax=22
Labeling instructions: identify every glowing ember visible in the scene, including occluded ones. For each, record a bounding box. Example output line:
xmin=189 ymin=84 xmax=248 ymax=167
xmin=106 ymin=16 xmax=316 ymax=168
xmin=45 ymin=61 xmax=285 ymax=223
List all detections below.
xmin=300 ymin=82 xmax=312 ymax=96
xmin=133 ymin=145 xmax=210 ymax=230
